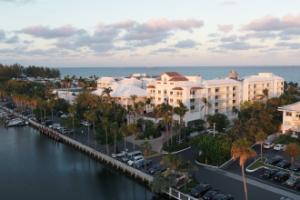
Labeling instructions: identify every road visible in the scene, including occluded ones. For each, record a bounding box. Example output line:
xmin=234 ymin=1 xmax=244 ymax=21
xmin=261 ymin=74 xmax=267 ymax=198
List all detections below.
xmin=176 ymin=147 xmax=300 ymax=200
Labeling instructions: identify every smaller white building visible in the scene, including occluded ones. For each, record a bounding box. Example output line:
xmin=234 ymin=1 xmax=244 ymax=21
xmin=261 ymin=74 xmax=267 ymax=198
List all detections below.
xmin=278 ymin=102 xmax=300 ymax=133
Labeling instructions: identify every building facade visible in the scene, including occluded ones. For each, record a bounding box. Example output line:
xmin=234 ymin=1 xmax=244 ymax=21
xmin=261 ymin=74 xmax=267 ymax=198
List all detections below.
xmin=147 ymin=71 xmax=284 ymax=123
xmin=278 ymin=102 xmax=300 ymax=133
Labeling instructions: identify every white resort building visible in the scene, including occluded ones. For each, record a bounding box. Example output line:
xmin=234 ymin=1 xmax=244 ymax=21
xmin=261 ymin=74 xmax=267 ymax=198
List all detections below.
xmin=93 ymin=76 xmax=155 ymax=107
xmin=278 ymin=102 xmax=300 ymax=134
xmin=147 ymin=71 xmax=284 ymax=123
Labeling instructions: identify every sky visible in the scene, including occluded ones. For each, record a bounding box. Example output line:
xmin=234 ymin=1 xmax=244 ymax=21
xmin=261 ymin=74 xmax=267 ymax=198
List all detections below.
xmin=1 ymin=0 xmax=300 ymax=67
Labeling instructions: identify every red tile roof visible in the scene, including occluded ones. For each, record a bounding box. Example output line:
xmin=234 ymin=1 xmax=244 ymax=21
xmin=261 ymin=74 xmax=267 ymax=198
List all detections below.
xmin=172 ymin=87 xmax=183 ymax=90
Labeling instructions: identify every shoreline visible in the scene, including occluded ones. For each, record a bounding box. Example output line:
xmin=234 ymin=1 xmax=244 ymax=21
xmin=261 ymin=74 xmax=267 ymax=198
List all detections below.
xmin=0 ymin=106 xmax=153 ymax=187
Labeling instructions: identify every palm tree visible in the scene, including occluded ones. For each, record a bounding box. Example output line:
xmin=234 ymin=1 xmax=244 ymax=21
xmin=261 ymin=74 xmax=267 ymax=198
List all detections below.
xmin=285 ymin=143 xmax=300 ymax=165
xmin=68 ymin=104 xmax=76 ymax=130
xmin=255 ymin=130 xmax=267 ymax=160
xmin=201 ymin=97 xmax=211 ymax=119
xmin=101 ymin=87 xmax=113 ymax=102
xmin=156 ymin=103 xmax=173 ymax=145
xmin=173 ymin=101 xmax=188 ymax=141
xmin=84 ymin=110 xmax=97 ymax=145
xmin=102 ymin=117 xmax=110 ymax=154
xmin=111 ymin=122 xmax=119 ymax=154
xmin=231 ymin=138 xmax=257 ymax=200
xmin=141 ymin=141 xmax=152 ymax=158
xmin=161 ymin=153 xmax=182 ymax=172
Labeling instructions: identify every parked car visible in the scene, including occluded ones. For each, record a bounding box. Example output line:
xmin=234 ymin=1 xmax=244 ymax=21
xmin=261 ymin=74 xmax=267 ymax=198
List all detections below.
xmin=285 ymin=176 xmax=299 ymax=187
xmin=272 ymin=171 xmax=290 ymax=182
xmin=127 ymin=151 xmax=142 ymax=160
xmin=80 ymin=120 xmax=91 ymax=127
xmin=148 ymin=164 xmax=166 ymax=175
xmin=112 ymin=150 xmax=127 ymax=158
xmin=266 ymin=156 xmax=283 ymax=165
xmin=263 ymin=141 xmax=274 ymax=149
xmin=190 ymin=183 xmax=212 ymax=198
xmin=290 ymin=164 xmax=300 ymax=172
xmin=49 ymin=123 xmax=61 ymax=130
xmin=262 ymin=169 xmax=278 ymax=179
xmin=273 ymin=144 xmax=287 ymax=151
xmin=127 ymin=155 xmax=144 ymax=166
xmin=212 ymin=193 xmax=234 ymax=200
xmin=295 ymin=182 xmax=300 ymax=190
xmin=203 ymin=189 xmax=220 ymax=200
xmin=276 ymin=160 xmax=291 ymax=169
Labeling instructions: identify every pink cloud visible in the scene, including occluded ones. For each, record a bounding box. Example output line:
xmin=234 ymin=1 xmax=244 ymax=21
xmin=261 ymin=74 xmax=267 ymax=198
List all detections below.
xmin=243 ymin=14 xmax=300 ymax=31
xmin=218 ymin=24 xmax=234 ymax=33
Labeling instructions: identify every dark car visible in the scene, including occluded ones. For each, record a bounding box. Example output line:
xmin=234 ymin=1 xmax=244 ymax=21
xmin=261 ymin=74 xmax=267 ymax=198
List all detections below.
xmin=190 ymin=183 xmax=212 ymax=198
xmin=276 ymin=160 xmax=291 ymax=169
xmin=284 ymin=176 xmax=299 ymax=187
xmin=262 ymin=169 xmax=278 ymax=179
xmin=203 ymin=189 xmax=219 ymax=200
xmin=290 ymin=165 xmax=300 ymax=172
xmin=212 ymin=193 xmax=234 ymax=200
xmin=148 ymin=164 xmax=166 ymax=175
xmin=272 ymin=171 xmax=290 ymax=182
xmin=266 ymin=156 xmax=283 ymax=165
xmin=295 ymin=182 xmax=300 ymax=190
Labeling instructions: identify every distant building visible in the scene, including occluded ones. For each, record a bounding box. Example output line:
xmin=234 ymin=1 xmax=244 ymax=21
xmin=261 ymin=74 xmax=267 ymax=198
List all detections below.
xmin=278 ymin=102 xmax=300 ymax=133
xmin=147 ymin=71 xmax=284 ymax=123
xmin=242 ymin=73 xmax=284 ymax=101
xmin=93 ymin=76 xmax=155 ymax=107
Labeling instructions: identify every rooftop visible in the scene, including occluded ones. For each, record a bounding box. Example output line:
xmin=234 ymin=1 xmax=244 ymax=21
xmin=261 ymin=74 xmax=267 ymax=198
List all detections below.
xmin=278 ymin=101 xmax=300 ymax=112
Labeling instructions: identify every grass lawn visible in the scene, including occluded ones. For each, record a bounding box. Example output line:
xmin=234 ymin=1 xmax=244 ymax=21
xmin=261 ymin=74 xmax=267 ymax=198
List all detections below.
xmin=247 ymin=159 xmax=265 ymax=171
xmin=273 ymin=134 xmax=300 ymax=145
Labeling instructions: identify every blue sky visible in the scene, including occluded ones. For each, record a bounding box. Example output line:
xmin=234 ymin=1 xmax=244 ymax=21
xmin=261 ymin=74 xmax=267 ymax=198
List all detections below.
xmin=1 ymin=0 xmax=300 ymax=67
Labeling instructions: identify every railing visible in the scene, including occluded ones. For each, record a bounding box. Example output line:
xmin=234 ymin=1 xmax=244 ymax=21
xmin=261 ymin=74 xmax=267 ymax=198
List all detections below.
xmin=166 ymin=188 xmax=199 ymax=200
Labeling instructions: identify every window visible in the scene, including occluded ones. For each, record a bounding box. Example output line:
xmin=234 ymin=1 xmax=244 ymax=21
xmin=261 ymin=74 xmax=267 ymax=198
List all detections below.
xmin=286 ymin=112 xmax=292 ymax=117
xmin=170 ymin=91 xmax=173 ymax=95
xmin=233 ymin=86 xmax=236 ymax=91
xmin=215 ymin=102 xmax=218 ymax=107
xmin=158 ymin=98 xmax=161 ymax=101
xmin=215 ymin=95 xmax=219 ymax=100
xmin=190 ymin=98 xmax=195 ymax=103
xmin=158 ymin=90 xmax=161 ymax=94
xmin=215 ymin=88 xmax=219 ymax=93
xmin=164 ymin=90 xmax=167 ymax=94
xmin=296 ymin=114 xmax=300 ymax=119
xmin=215 ymin=109 xmax=219 ymax=113
xmin=233 ymin=100 xmax=236 ymax=104
xmin=190 ymin=105 xmax=195 ymax=110
xmin=170 ymin=98 xmax=173 ymax=103
xmin=233 ymin=94 xmax=236 ymax=97
xmin=254 ymin=84 xmax=256 ymax=88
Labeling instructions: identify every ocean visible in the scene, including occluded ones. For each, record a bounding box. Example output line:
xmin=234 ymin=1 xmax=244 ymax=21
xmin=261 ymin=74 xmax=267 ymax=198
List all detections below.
xmin=59 ymin=66 xmax=300 ymax=83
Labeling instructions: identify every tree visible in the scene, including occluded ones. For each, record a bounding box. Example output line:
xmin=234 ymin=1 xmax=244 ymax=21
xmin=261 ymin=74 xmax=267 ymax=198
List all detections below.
xmin=201 ymin=97 xmax=211 ymax=118
xmin=161 ymin=154 xmax=182 ymax=172
xmin=68 ymin=104 xmax=77 ymax=130
xmin=285 ymin=143 xmax=300 ymax=164
xmin=156 ymin=103 xmax=173 ymax=145
xmin=255 ymin=130 xmax=267 ymax=160
xmin=101 ymin=87 xmax=113 ymax=102
xmin=231 ymin=138 xmax=256 ymax=200
xmin=140 ymin=141 xmax=152 ymax=158
xmin=207 ymin=113 xmax=229 ymax=133
xmin=173 ymin=101 xmax=188 ymax=141
xmin=102 ymin=117 xmax=110 ymax=154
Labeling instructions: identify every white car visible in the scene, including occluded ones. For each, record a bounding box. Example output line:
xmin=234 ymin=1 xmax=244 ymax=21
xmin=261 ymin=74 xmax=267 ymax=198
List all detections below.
xmin=273 ymin=144 xmax=287 ymax=151
xmin=127 ymin=155 xmax=144 ymax=166
xmin=263 ymin=141 xmax=274 ymax=149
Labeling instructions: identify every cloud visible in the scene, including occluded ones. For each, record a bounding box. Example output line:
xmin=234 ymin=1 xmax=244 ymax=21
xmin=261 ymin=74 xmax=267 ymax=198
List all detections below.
xmin=0 ymin=0 xmax=33 ymax=4
xmin=0 ymin=30 xmax=5 ymax=40
xmin=276 ymin=42 xmax=300 ymax=49
xmin=151 ymin=47 xmax=177 ymax=54
xmin=218 ymin=24 xmax=234 ymax=33
xmin=220 ymin=1 xmax=237 ymax=6
xmin=243 ymin=14 xmax=300 ymax=31
xmin=220 ymin=35 xmax=237 ymax=42
xmin=122 ymin=18 xmax=204 ymax=46
xmin=219 ymin=41 xmax=263 ymax=50
xmin=174 ymin=39 xmax=198 ymax=48
xmin=20 ymin=25 xmax=85 ymax=39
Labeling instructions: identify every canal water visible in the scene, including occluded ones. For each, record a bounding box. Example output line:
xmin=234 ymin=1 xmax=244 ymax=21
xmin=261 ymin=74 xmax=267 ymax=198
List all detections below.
xmin=0 ymin=126 xmax=153 ymax=200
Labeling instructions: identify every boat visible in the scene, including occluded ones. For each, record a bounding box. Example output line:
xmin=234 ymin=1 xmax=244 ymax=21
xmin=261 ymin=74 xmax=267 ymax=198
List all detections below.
xmin=6 ymin=118 xmax=25 ymax=127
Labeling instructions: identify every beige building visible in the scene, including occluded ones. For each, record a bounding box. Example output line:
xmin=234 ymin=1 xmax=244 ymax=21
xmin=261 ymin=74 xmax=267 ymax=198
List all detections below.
xmin=278 ymin=102 xmax=300 ymax=133
xmin=147 ymin=71 xmax=284 ymax=123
